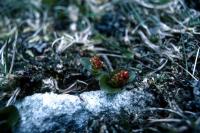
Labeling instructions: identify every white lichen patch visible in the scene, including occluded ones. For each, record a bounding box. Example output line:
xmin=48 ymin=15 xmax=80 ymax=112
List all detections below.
xmin=15 ymin=90 xmax=154 ymax=133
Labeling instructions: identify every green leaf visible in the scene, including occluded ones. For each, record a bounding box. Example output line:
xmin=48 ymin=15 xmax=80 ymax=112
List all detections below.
xmin=149 ymin=35 xmax=160 ymax=43
xmin=128 ymin=71 xmax=136 ymax=83
xmin=92 ymin=69 xmax=102 ymax=78
xmin=0 ymin=105 xmax=20 ymax=132
xmin=99 ymin=74 xmax=121 ymax=94
xmin=80 ymin=57 xmax=92 ymax=71
xmin=122 ymin=50 xmax=134 ymax=59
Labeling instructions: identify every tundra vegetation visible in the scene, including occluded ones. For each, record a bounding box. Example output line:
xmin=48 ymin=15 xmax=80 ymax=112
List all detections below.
xmin=0 ymin=0 xmax=200 ymax=132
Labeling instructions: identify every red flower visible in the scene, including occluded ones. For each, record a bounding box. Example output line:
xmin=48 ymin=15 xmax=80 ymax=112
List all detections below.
xmin=90 ymin=56 xmax=104 ymax=70
xmin=110 ymin=70 xmax=129 ymax=87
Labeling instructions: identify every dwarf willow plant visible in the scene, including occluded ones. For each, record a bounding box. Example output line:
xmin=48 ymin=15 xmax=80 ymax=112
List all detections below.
xmin=81 ymin=56 xmax=136 ymax=93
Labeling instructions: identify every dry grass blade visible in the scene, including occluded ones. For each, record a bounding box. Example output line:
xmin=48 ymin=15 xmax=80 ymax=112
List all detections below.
xmin=144 ymin=107 xmax=187 ymax=119
xmin=192 ymin=47 xmax=200 ymax=75
xmin=175 ymin=62 xmax=198 ymax=81
xmin=148 ymin=118 xmax=182 ymax=123
xmin=8 ymin=30 xmax=18 ymax=75
xmin=6 ymin=87 xmax=21 ymax=106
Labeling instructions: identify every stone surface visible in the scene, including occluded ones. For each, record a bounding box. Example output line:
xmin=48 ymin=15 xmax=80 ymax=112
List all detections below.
xmin=14 ymin=90 xmax=154 ymax=133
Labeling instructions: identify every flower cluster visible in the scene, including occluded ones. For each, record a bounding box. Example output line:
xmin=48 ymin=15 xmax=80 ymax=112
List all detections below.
xmin=90 ymin=56 xmax=104 ymax=70
xmin=87 ymin=56 xmax=131 ymax=92
xmin=110 ymin=70 xmax=129 ymax=87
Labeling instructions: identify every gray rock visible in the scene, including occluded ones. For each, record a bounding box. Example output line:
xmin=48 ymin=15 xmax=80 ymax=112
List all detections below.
xmin=14 ymin=90 xmax=154 ymax=133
